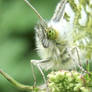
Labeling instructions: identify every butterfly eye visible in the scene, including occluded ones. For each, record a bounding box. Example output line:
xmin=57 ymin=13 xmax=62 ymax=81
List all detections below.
xmin=47 ymin=28 xmax=57 ymax=40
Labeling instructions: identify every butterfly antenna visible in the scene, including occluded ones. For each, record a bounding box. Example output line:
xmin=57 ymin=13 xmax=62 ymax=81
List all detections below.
xmin=24 ymin=0 xmax=45 ymax=22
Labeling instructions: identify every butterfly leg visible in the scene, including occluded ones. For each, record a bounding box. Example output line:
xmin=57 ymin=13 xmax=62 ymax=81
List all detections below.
xmin=67 ymin=48 xmax=77 ymax=70
xmin=69 ymin=47 xmax=89 ymax=74
xmin=74 ymin=47 xmax=90 ymax=74
xmin=68 ymin=47 xmax=84 ymax=72
xmin=30 ymin=61 xmax=37 ymax=86
xmin=30 ymin=59 xmax=49 ymax=91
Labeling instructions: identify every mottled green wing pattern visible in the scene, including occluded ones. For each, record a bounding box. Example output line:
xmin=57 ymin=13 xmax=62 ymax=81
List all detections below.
xmin=68 ymin=0 xmax=92 ymax=59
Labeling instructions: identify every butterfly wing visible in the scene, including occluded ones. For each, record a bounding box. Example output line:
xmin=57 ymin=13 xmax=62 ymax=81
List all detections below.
xmin=51 ymin=0 xmax=67 ymax=22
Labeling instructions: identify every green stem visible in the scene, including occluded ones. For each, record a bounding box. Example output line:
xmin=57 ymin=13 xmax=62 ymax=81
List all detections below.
xmin=0 ymin=69 xmax=33 ymax=91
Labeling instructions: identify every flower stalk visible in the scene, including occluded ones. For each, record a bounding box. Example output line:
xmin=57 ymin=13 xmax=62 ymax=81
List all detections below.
xmin=0 ymin=69 xmax=34 ymax=91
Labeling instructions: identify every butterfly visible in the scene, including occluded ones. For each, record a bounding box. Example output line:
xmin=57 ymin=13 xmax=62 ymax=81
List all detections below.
xmin=24 ymin=0 xmax=92 ymax=74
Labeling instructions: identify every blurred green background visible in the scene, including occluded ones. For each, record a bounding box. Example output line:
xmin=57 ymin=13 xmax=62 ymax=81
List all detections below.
xmin=0 ymin=0 xmax=58 ymax=92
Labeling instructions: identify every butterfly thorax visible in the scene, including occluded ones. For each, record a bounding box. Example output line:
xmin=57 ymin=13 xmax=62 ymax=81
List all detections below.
xmin=35 ymin=21 xmax=75 ymax=70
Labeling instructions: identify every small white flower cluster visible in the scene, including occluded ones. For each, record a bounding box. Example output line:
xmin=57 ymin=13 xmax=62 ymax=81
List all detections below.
xmin=47 ymin=70 xmax=90 ymax=92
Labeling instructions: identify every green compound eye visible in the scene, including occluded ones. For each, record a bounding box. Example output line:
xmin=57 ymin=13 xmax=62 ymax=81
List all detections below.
xmin=47 ymin=28 xmax=57 ymax=40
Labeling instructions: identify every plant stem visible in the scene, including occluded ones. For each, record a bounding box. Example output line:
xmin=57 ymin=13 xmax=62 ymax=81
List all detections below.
xmin=0 ymin=69 xmax=33 ymax=91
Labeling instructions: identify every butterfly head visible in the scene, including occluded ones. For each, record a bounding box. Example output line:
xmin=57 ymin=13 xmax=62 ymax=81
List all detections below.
xmin=24 ymin=0 xmax=58 ymax=45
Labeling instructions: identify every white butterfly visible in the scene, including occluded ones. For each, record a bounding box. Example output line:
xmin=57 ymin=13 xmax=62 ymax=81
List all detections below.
xmin=24 ymin=0 xmax=91 ymax=73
